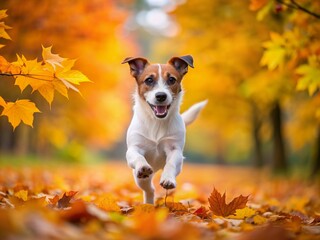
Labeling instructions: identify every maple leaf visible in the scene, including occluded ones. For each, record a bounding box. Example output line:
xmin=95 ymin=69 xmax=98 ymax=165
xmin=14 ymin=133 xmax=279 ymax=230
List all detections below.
xmin=228 ymin=206 xmax=256 ymax=219
xmin=57 ymin=69 xmax=91 ymax=85
xmin=0 ymin=96 xmax=6 ymax=108
xmin=0 ymin=56 xmax=20 ymax=74
xmin=193 ymin=206 xmax=210 ymax=219
xmin=0 ymin=10 xmax=11 ymax=41
xmin=57 ymin=191 xmax=78 ymax=208
xmin=14 ymin=190 xmax=28 ymax=201
xmin=1 ymin=99 xmax=40 ymax=129
xmin=260 ymin=32 xmax=287 ymax=70
xmin=42 ymin=45 xmax=66 ymax=70
xmin=296 ymin=61 xmax=320 ymax=96
xmin=208 ymin=188 xmax=248 ymax=217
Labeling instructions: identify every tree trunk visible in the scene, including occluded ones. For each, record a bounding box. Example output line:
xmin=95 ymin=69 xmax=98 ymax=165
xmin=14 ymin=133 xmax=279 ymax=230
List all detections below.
xmin=312 ymin=125 xmax=320 ymax=177
xmin=0 ymin=118 xmax=14 ymax=153
xmin=270 ymin=101 xmax=287 ymax=172
xmin=251 ymin=103 xmax=264 ymax=168
xmin=13 ymin=125 xmax=30 ymax=156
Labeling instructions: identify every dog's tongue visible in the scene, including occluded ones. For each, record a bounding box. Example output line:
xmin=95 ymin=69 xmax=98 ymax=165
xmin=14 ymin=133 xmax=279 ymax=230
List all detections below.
xmin=155 ymin=105 xmax=167 ymax=115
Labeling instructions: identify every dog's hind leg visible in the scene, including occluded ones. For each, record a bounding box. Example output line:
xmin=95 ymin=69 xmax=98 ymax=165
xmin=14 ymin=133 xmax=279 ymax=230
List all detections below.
xmin=133 ymin=170 xmax=155 ymax=204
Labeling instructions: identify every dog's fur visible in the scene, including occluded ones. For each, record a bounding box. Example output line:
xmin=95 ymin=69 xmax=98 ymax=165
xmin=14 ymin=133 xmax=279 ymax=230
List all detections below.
xmin=122 ymin=55 xmax=206 ymax=204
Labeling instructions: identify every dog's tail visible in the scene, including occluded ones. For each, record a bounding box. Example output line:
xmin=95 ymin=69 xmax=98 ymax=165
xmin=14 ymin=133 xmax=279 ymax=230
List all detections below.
xmin=181 ymin=100 xmax=207 ymax=126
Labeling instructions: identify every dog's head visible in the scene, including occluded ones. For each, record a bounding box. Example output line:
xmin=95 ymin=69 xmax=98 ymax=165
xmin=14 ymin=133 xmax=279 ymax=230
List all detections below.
xmin=122 ymin=55 xmax=194 ymax=119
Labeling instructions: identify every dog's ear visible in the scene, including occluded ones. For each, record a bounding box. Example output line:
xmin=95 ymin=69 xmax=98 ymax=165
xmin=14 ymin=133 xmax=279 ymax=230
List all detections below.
xmin=168 ymin=55 xmax=194 ymax=76
xmin=122 ymin=57 xmax=149 ymax=78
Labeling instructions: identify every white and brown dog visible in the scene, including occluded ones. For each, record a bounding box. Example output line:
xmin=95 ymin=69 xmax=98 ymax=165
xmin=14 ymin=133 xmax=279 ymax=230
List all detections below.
xmin=122 ymin=55 xmax=206 ymax=204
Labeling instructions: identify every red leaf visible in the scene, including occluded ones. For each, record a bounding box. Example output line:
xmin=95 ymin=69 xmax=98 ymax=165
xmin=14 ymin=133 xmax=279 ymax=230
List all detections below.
xmin=193 ymin=206 xmax=210 ymax=219
xmin=208 ymin=188 xmax=248 ymax=217
xmin=57 ymin=191 xmax=78 ymax=209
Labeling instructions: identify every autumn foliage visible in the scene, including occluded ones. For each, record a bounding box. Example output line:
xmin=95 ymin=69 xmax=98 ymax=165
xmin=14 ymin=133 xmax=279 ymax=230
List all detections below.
xmin=0 ymin=10 xmax=90 ymax=129
xmin=0 ymin=1 xmax=320 ymax=239
xmin=0 ymin=162 xmax=319 ymax=239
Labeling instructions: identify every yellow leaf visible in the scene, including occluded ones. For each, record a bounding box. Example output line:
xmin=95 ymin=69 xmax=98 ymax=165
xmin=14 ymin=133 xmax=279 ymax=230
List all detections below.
xmin=285 ymin=197 xmax=309 ymax=213
xmin=228 ymin=207 xmax=256 ymax=219
xmin=0 ymin=96 xmax=6 ymax=107
xmin=0 ymin=24 xmax=11 ymax=40
xmin=61 ymin=59 xmax=77 ymax=72
xmin=96 ymin=194 xmax=120 ymax=212
xmin=14 ymin=58 xmax=52 ymax=92
xmin=57 ymin=70 xmax=91 ymax=85
xmin=253 ymin=215 xmax=267 ymax=225
xmin=0 ymin=10 xmax=8 ymax=20
xmin=1 ymin=99 xmax=40 ymax=129
xmin=42 ymin=45 xmax=66 ymax=70
xmin=14 ymin=190 xmax=28 ymax=201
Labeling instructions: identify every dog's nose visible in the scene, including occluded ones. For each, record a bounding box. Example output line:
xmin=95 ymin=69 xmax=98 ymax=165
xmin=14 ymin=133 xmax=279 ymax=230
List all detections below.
xmin=155 ymin=92 xmax=167 ymax=102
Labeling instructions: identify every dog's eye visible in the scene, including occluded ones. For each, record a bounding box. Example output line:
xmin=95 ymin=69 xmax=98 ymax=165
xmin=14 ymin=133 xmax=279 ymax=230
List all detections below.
xmin=167 ymin=76 xmax=176 ymax=85
xmin=144 ymin=77 xmax=154 ymax=86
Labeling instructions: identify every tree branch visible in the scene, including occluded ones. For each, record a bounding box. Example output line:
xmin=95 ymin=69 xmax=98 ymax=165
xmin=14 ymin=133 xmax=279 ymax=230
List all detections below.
xmin=0 ymin=72 xmax=54 ymax=82
xmin=276 ymin=0 xmax=320 ymax=19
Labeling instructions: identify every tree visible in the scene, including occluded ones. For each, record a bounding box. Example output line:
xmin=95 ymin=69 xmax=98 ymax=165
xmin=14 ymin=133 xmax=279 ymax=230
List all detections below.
xmin=250 ymin=0 xmax=320 ymax=175
xmin=0 ymin=10 xmax=90 ymax=130
xmin=0 ymin=1 xmax=138 ymax=156
xmin=153 ymin=0 xmax=280 ymax=166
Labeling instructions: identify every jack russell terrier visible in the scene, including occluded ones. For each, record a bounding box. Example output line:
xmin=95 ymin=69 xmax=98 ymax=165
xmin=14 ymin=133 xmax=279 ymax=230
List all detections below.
xmin=122 ymin=55 xmax=207 ymax=204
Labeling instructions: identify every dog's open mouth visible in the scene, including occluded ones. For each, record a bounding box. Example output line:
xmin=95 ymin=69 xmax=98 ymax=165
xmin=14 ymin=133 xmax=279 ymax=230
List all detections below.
xmin=148 ymin=103 xmax=171 ymax=118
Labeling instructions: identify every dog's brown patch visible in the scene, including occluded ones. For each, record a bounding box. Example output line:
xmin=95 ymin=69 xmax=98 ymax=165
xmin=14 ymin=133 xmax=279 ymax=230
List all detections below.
xmin=136 ymin=64 xmax=184 ymax=100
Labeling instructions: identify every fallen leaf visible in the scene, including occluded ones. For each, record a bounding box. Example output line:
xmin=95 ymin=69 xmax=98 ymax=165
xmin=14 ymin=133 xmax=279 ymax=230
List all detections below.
xmin=96 ymin=194 xmax=120 ymax=212
xmin=193 ymin=206 xmax=210 ymax=219
xmin=253 ymin=215 xmax=267 ymax=225
xmin=14 ymin=190 xmax=28 ymax=201
xmin=57 ymin=191 xmax=78 ymax=208
xmin=239 ymin=224 xmax=292 ymax=240
xmin=228 ymin=207 xmax=256 ymax=219
xmin=134 ymin=204 xmax=156 ymax=215
xmin=165 ymin=201 xmax=188 ymax=213
xmin=208 ymin=188 xmax=248 ymax=217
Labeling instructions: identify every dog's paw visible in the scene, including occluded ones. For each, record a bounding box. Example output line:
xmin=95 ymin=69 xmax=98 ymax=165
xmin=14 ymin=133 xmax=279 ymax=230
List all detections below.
xmin=136 ymin=165 xmax=153 ymax=179
xmin=160 ymin=177 xmax=176 ymax=189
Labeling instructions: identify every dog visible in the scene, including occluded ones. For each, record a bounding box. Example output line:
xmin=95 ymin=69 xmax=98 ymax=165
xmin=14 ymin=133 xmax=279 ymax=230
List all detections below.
xmin=122 ymin=55 xmax=207 ymax=204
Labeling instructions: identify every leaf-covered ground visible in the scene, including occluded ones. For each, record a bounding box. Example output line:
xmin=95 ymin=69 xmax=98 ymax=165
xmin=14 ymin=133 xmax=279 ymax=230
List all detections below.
xmin=0 ymin=160 xmax=319 ymax=240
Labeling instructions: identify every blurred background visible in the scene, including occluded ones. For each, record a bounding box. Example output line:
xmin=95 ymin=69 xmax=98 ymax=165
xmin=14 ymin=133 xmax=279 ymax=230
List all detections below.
xmin=0 ymin=0 xmax=319 ymax=176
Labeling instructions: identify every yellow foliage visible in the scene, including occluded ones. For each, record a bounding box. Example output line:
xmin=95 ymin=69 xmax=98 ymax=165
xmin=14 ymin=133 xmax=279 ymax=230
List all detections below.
xmin=228 ymin=207 xmax=256 ymax=219
xmin=14 ymin=190 xmax=28 ymax=201
xmin=1 ymin=99 xmax=40 ymax=129
xmin=42 ymin=45 xmax=66 ymax=70
xmin=0 ymin=9 xmax=11 ymax=40
xmin=253 ymin=215 xmax=267 ymax=225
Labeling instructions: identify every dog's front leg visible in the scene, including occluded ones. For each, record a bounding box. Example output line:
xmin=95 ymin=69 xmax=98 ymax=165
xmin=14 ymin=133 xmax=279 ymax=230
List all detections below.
xmin=126 ymin=147 xmax=155 ymax=203
xmin=160 ymin=146 xmax=184 ymax=189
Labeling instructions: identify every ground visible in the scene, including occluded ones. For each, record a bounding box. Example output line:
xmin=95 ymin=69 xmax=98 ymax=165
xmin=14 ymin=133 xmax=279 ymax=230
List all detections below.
xmin=0 ymin=159 xmax=319 ymax=239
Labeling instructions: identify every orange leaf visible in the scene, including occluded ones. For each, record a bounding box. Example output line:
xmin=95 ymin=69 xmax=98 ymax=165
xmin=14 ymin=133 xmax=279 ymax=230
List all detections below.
xmin=0 ymin=96 xmax=6 ymax=108
xmin=208 ymin=188 xmax=248 ymax=217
